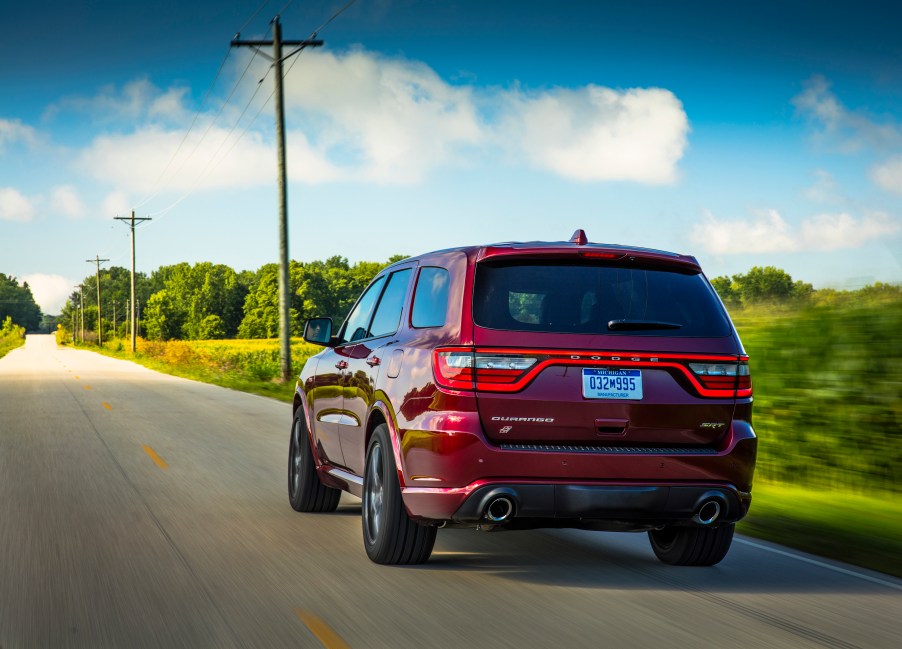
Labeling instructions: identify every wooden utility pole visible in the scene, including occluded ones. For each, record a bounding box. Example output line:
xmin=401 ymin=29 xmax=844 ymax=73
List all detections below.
xmin=115 ymin=210 xmax=151 ymax=353
xmin=231 ymin=17 xmax=323 ymax=382
xmin=77 ymin=284 xmax=85 ymax=344
xmin=87 ymin=256 xmax=109 ymax=346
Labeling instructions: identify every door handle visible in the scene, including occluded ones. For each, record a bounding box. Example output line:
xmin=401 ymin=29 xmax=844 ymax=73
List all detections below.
xmin=335 ymin=360 xmax=349 ymax=370
xmin=366 ymin=356 xmax=381 ymax=367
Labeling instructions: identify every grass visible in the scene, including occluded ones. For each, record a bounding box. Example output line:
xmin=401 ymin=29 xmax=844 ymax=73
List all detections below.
xmin=739 ymin=482 xmax=902 ymax=578
xmin=0 ymin=320 xmax=26 ymax=360
xmin=74 ymin=337 xmax=322 ymax=402
xmin=0 ymin=333 xmax=25 ymax=360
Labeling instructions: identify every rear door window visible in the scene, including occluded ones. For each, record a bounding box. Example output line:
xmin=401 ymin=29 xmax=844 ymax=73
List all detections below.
xmin=368 ymin=269 xmax=412 ymax=338
xmin=473 ymin=261 xmax=731 ymax=337
xmin=411 ymin=267 xmax=450 ymax=328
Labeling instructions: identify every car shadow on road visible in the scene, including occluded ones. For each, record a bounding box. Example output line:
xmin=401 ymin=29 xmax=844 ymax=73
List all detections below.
xmin=412 ymin=527 xmax=899 ymax=595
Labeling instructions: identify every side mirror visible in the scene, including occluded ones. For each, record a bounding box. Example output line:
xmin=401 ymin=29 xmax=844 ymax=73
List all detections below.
xmin=303 ymin=317 xmax=334 ymax=346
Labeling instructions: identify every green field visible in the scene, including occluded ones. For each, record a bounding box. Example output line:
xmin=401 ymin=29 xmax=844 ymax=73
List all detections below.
xmin=66 ymin=297 xmax=902 ymax=575
xmin=733 ymin=301 xmax=901 ymax=494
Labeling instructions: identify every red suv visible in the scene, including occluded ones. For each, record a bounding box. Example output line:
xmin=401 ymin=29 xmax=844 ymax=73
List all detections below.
xmin=290 ymin=230 xmax=756 ymax=566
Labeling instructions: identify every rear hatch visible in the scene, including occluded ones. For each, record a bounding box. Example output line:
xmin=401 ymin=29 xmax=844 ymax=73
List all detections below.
xmin=436 ymin=249 xmax=749 ymax=449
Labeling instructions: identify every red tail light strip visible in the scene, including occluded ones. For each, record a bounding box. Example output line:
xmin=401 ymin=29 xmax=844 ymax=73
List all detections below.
xmin=433 ymin=348 xmax=752 ymax=398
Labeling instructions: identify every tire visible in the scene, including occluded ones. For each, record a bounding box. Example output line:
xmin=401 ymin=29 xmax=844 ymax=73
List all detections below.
xmin=362 ymin=424 xmax=437 ymax=565
xmin=288 ymin=410 xmax=341 ymax=513
xmin=648 ymin=523 xmax=735 ymax=566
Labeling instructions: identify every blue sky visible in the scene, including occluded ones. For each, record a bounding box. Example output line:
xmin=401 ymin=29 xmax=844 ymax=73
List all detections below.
xmin=1 ymin=0 xmax=901 ymax=313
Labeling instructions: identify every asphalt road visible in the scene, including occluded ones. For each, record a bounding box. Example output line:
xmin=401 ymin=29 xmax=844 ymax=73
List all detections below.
xmin=1 ymin=334 xmax=900 ymax=649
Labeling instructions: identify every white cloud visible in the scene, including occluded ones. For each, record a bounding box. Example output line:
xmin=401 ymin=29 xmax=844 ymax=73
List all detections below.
xmin=0 ymin=187 xmax=36 ymax=221
xmin=281 ymin=49 xmax=483 ymax=183
xmin=80 ymin=125 xmax=342 ymax=197
xmin=498 ymin=86 xmax=689 ymax=183
xmin=792 ymin=76 xmax=902 ymax=152
xmin=50 ymin=185 xmax=87 ymax=218
xmin=71 ymin=50 xmax=689 ymax=204
xmin=20 ymin=273 xmax=75 ymax=314
xmin=870 ymin=157 xmax=902 ymax=194
xmin=694 ymin=209 xmax=797 ymax=254
xmin=48 ymin=78 xmax=190 ymax=125
xmin=281 ymin=49 xmax=687 ymax=184
xmin=0 ymin=118 xmax=37 ymax=150
xmin=799 ymin=211 xmax=900 ymax=250
xmin=693 ymin=209 xmax=900 ymax=254
xmin=802 ymin=169 xmax=842 ymax=204
xmin=101 ymin=190 xmax=132 ymax=217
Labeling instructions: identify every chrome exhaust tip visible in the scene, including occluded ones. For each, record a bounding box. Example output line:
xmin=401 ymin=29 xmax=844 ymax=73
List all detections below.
xmin=693 ymin=500 xmax=721 ymax=525
xmin=484 ymin=496 xmax=514 ymax=523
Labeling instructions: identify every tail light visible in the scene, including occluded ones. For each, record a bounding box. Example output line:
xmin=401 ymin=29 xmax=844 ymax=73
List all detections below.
xmin=433 ymin=349 xmax=475 ymax=389
xmin=434 ymin=348 xmax=538 ymax=391
xmin=689 ymin=360 xmax=751 ymax=397
xmin=434 ymin=347 xmax=752 ymax=397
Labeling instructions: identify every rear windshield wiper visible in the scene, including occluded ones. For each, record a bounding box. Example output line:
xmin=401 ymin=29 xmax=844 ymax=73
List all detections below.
xmin=607 ymin=319 xmax=682 ymax=331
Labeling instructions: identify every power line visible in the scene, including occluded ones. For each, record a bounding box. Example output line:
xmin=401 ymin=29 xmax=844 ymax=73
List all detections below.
xmin=237 ymin=0 xmax=274 ymax=35
xmin=137 ymin=48 xmax=264 ymax=218
xmin=133 ymin=0 xmax=285 ymax=211
xmin=133 ymin=47 xmax=234 ymax=211
xmin=310 ymin=0 xmax=358 ymax=38
xmin=144 ymin=64 xmax=274 ymax=222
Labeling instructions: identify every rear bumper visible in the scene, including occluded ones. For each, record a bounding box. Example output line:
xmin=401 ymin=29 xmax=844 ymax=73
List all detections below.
xmin=399 ymin=419 xmax=757 ymax=523
xmin=402 ymin=480 xmax=751 ymax=527
xmin=451 ymin=483 xmax=749 ymax=527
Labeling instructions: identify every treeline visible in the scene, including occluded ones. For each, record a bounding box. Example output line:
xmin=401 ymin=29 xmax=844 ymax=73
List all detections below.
xmin=61 ymin=258 xmax=901 ymax=343
xmin=61 ymin=255 xmax=406 ymax=342
xmin=710 ymin=265 xmax=901 ymax=308
xmin=0 ymin=274 xmax=42 ymax=331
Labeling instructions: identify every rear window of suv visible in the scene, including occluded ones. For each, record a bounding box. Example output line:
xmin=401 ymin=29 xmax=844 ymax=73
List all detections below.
xmin=473 ymin=261 xmax=731 ymax=337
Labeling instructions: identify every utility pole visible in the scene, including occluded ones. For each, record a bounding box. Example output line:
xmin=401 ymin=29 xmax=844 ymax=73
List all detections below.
xmin=231 ymin=17 xmax=323 ymax=382
xmin=77 ymin=284 xmax=85 ymax=344
xmin=115 ymin=210 xmax=151 ymax=353
xmin=112 ymin=299 xmax=117 ymax=338
xmin=87 ymin=256 xmax=109 ymax=346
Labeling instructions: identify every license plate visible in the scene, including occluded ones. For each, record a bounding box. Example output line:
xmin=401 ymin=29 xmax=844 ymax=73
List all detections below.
xmin=582 ymin=369 xmax=643 ymax=400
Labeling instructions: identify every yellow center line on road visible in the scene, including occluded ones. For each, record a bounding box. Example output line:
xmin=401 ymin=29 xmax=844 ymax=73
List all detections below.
xmin=142 ymin=445 xmax=169 ymax=470
xmin=294 ymin=610 xmax=351 ymax=649
xmin=102 ymin=402 xmax=112 ymax=410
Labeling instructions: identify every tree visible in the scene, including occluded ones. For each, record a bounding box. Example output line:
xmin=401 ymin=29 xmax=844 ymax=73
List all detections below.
xmin=0 ymin=274 xmax=42 ymax=331
xmin=237 ymin=256 xmax=404 ymax=339
xmin=710 ymin=276 xmax=741 ymax=307
xmin=712 ymin=266 xmax=814 ymax=307
xmin=143 ymin=290 xmax=180 ymax=341
xmin=146 ymin=262 xmax=249 ymax=340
